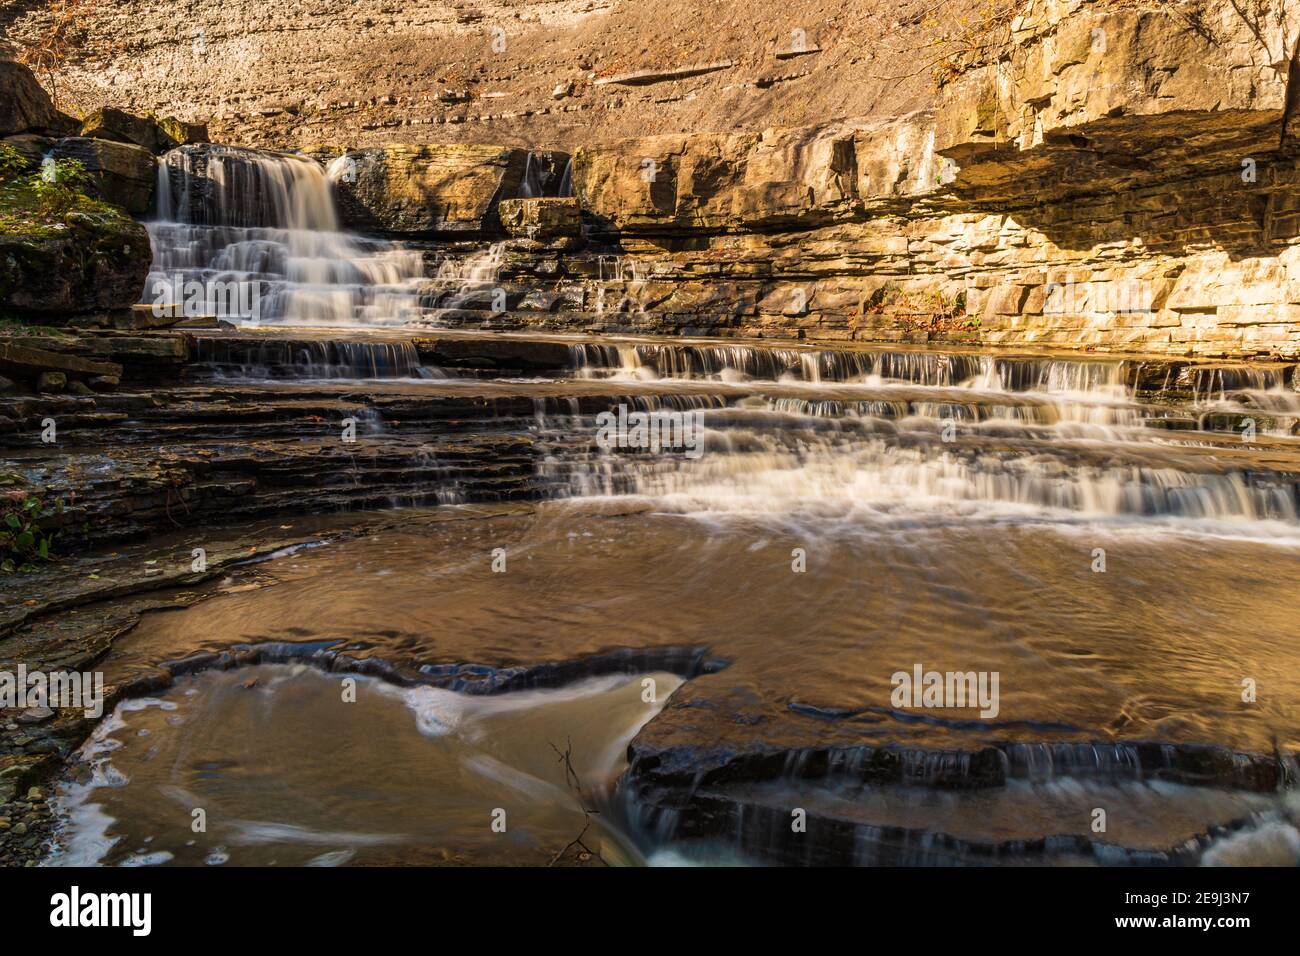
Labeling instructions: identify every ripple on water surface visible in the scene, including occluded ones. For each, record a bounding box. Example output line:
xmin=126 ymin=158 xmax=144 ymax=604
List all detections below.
xmin=50 ymin=664 xmax=681 ymax=866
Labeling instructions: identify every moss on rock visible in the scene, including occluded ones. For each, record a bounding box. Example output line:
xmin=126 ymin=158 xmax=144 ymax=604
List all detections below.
xmin=0 ymin=153 xmax=151 ymax=316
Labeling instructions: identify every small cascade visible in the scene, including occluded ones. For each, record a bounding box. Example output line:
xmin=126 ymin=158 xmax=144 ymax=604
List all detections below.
xmin=517 ymin=151 xmax=574 ymax=199
xmin=598 ymin=255 xmax=653 ymax=283
xmin=530 ymin=339 xmax=1300 ymax=528
xmin=519 ymin=152 xmax=544 ymax=199
xmin=1181 ymin=364 xmax=1300 ymax=433
xmin=143 ymin=145 xmax=430 ymax=326
xmin=189 ymin=337 xmax=435 ymax=380
xmin=419 ymin=243 xmax=508 ymax=317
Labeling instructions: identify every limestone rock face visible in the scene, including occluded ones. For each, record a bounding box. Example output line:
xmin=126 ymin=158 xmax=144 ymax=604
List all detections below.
xmin=497 ymin=197 xmax=581 ymax=239
xmin=0 ymin=213 xmax=151 ymax=315
xmin=51 ymin=138 xmax=157 ymax=216
xmin=330 ymin=144 xmax=528 ymax=236
xmin=0 ymin=60 xmax=76 ymax=138
xmin=0 ymin=0 xmax=962 ymax=150
xmin=574 ymin=127 xmax=860 ymax=235
xmin=77 ymin=109 xmax=207 ymax=154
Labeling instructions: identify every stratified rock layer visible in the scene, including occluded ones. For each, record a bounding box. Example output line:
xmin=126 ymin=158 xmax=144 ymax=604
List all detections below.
xmin=330 ymin=144 xmax=528 ymax=235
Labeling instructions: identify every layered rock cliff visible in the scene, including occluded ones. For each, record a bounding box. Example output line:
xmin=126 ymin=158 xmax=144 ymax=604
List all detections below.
xmin=6 ymin=0 xmax=1300 ymax=356
xmin=2 ymin=0 xmax=961 ymax=148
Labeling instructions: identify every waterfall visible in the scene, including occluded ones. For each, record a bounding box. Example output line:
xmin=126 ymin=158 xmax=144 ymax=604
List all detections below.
xmin=517 ymin=151 xmax=573 ymax=199
xmin=536 ymin=341 xmax=1300 ymax=530
xmin=520 ymin=152 xmax=544 ymax=199
xmin=142 ymin=145 xmax=429 ymax=326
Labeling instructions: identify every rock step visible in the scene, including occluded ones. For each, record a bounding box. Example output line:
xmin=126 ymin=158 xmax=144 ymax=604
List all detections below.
xmin=626 ymin=784 xmax=1285 ymax=866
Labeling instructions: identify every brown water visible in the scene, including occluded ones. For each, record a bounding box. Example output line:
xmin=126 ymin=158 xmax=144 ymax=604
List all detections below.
xmin=50 ymin=495 xmax=1300 ymax=866
xmin=58 ymin=145 xmax=1300 ymax=865
xmin=52 ymin=661 xmax=680 ymax=866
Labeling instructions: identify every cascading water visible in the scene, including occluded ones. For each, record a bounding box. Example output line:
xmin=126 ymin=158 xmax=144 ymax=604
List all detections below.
xmin=538 ymin=340 xmax=1300 ymax=533
xmin=518 ymin=151 xmax=574 ymax=199
xmin=35 ymin=315 xmax=1300 ymax=866
xmin=144 ymin=145 xmax=430 ymax=326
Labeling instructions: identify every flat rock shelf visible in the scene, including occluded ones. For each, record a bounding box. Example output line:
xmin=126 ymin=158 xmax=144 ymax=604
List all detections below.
xmin=4 ymin=322 xmax=1300 ymax=867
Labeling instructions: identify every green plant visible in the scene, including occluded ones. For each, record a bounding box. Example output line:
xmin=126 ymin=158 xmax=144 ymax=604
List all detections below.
xmin=0 ymin=145 xmax=27 ymax=183
xmin=0 ymin=490 xmax=60 ymax=573
xmin=29 ymin=157 xmax=91 ymax=217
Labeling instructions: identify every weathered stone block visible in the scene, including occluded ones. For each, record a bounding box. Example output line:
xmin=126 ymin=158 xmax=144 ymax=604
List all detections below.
xmin=0 ymin=209 xmax=151 ymax=316
xmin=80 ymin=108 xmax=177 ymax=153
xmin=574 ymin=127 xmax=859 ymax=234
xmin=497 ymin=197 xmax=581 ymax=239
xmin=0 ymin=60 xmax=76 ymax=137
xmin=51 ymin=137 xmax=157 ymax=215
xmin=330 ymin=144 xmax=528 ymax=235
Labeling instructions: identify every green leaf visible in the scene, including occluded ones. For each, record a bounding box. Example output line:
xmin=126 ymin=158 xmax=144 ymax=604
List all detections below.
xmin=15 ymin=530 xmax=34 ymax=550
xmin=37 ymin=538 xmax=49 ymax=559
xmin=4 ymin=514 xmax=19 ymax=530
xmin=1 ymin=559 xmax=14 ymax=573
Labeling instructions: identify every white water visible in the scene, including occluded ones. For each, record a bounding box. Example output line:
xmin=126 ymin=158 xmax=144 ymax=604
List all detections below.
xmin=543 ymin=341 xmax=1300 ymax=538
xmin=49 ymin=665 xmax=681 ymax=867
xmin=145 ymin=146 xmax=433 ymax=326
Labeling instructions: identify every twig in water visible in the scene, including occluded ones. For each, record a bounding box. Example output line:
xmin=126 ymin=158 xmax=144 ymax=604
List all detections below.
xmin=547 ymin=736 xmax=608 ymax=866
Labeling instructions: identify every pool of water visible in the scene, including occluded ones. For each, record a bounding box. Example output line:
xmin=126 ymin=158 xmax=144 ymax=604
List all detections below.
xmin=51 ymin=663 xmax=681 ymax=866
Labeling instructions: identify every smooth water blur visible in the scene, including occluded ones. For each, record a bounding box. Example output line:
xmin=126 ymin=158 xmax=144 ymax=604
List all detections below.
xmin=143 ymin=146 xmax=505 ymax=327
xmin=98 ymin=150 xmax=1300 ymax=863
xmin=52 ymin=663 xmax=680 ymax=866
xmin=98 ymin=503 xmax=1300 ymax=756
xmin=63 ymin=499 xmax=1300 ymax=864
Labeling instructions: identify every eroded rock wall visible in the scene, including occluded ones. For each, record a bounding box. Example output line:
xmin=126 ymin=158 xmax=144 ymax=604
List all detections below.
xmin=3 ymin=0 xmax=959 ymax=149
xmin=531 ymin=0 xmax=1300 ymax=358
xmin=8 ymin=0 xmax=1300 ymax=355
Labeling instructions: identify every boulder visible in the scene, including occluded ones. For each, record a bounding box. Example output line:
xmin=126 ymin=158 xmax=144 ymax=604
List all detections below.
xmin=0 ymin=60 xmax=77 ymax=137
xmin=156 ymin=116 xmax=208 ymax=147
xmin=0 ymin=212 xmax=151 ymax=316
xmin=51 ymin=138 xmax=157 ymax=215
xmin=77 ymin=109 xmax=208 ymax=153
xmin=79 ymin=108 xmax=175 ymax=153
xmin=0 ymin=134 xmax=56 ymax=173
xmin=330 ymin=144 xmax=528 ymax=235
xmin=497 ymin=197 xmax=581 ymax=239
